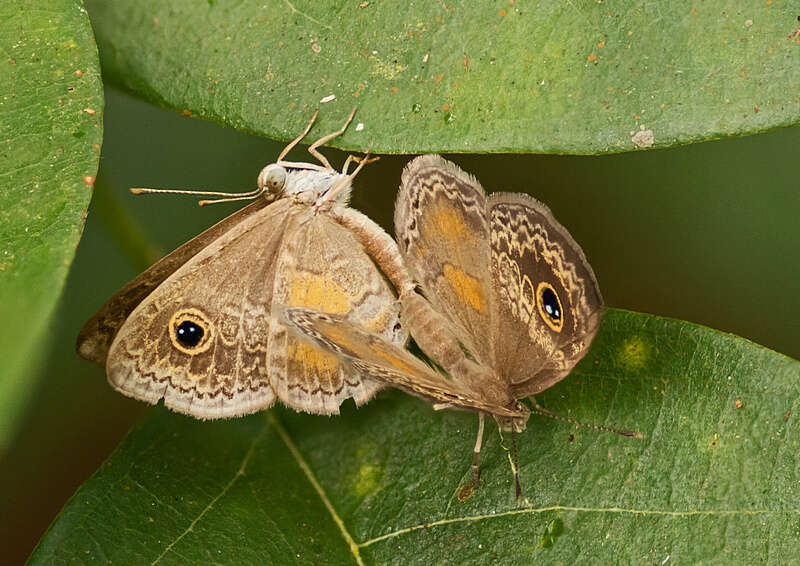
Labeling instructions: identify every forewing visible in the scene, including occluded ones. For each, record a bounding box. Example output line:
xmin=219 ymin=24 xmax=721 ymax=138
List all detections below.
xmin=280 ymin=307 xmax=519 ymax=418
xmin=105 ymin=200 xmax=290 ymax=419
xmin=489 ymin=193 xmax=602 ymax=397
xmin=77 ymin=198 xmax=269 ymax=363
xmin=268 ymin=211 xmax=406 ymax=415
xmin=394 ymin=155 xmax=494 ymax=365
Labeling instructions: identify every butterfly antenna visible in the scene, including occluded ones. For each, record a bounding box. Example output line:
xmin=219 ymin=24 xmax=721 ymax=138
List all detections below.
xmin=129 ymin=187 xmax=264 ymax=207
xmin=529 ymin=398 xmax=643 ymax=438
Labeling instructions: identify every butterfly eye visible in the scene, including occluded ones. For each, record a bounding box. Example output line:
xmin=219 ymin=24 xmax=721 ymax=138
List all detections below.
xmin=536 ymin=282 xmax=564 ymax=332
xmin=169 ymin=309 xmax=214 ymax=354
xmin=258 ymin=164 xmax=287 ymax=196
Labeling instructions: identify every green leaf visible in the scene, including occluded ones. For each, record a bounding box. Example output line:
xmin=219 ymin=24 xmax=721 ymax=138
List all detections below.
xmin=0 ymin=0 xmax=103 ymax=449
xmin=83 ymin=0 xmax=800 ymax=154
xmin=29 ymin=309 xmax=799 ymax=564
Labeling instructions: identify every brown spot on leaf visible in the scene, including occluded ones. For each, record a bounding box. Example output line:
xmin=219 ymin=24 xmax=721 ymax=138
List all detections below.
xmin=457 ymin=484 xmax=475 ymax=501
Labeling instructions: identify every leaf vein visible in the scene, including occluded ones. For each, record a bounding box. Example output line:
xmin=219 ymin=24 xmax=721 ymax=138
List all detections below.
xmin=358 ymin=506 xmax=800 ymax=548
xmin=267 ymin=413 xmax=364 ymax=566
xmin=149 ymin=426 xmax=264 ymax=565
xmin=284 ymin=0 xmax=332 ymax=31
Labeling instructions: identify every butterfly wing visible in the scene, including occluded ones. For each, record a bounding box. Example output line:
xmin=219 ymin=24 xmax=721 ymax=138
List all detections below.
xmin=488 ymin=193 xmax=603 ymax=397
xmin=104 ymin=199 xmax=405 ymax=419
xmin=267 ymin=210 xmax=406 ymax=414
xmin=280 ymin=307 xmax=520 ymax=419
xmin=77 ymin=198 xmax=269 ymax=364
xmin=394 ymin=155 xmax=494 ymax=366
xmin=105 ymin=199 xmax=292 ymax=418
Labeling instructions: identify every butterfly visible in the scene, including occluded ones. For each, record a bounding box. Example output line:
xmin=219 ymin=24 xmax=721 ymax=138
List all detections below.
xmin=77 ymin=110 xmax=416 ymax=419
xmin=281 ymin=155 xmax=633 ymax=497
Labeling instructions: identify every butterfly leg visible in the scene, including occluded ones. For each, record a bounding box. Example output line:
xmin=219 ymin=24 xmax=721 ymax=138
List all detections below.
xmin=307 ymin=107 xmax=357 ymax=169
xmin=277 ymin=110 xmax=319 ymax=161
xmin=341 ymin=154 xmax=355 ymax=175
xmin=511 ymin=431 xmax=522 ymax=501
xmin=471 ymin=412 xmax=486 ymax=488
xmin=317 ymin=151 xmax=377 ymax=207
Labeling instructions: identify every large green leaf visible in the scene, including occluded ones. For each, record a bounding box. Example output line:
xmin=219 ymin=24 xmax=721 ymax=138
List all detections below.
xmin=84 ymin=0 xmax=800 ymax=154
xmin=0 ymin=0 xmax=103 ymax=449
xmin=29 ymin=309 xmax=799 ymax=564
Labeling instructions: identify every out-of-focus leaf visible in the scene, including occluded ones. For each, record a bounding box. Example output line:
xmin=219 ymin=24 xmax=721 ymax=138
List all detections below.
xmin=0 ymin=0 xmax=103 ymax=449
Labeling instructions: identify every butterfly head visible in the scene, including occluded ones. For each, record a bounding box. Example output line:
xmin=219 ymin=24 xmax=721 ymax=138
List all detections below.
xmin=257 ymin=164 xmax=289 ymax=201
xmin=494 ymin=401 xmax=530 ymax=433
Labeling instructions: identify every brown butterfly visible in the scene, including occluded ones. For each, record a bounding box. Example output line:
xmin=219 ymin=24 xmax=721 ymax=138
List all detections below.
xmin=77 ymin=110 xmax=416 ymax=419
xmin=282 ymin=155 xmax=637 ymax=498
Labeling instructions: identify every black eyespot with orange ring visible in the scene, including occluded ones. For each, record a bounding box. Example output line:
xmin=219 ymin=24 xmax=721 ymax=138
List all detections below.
xmin=536 ymin=282 xmax=564 ymax=332
xmin=169 ymin=309 xmax=214 ymax=354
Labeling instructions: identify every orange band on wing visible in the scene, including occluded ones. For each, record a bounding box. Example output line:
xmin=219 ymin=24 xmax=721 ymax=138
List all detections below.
xmin=443 ymin=264 xmax=487 ymax=314
xmin=428 ymin=200 xmax=474 ymax=246
xmin=287 ymin=341 xmax=339 ymax=374
xmin=289 ymin=273 xmax=351 ymax=313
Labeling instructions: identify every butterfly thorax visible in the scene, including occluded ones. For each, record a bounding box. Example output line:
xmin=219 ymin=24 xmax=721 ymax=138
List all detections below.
xmin=279 ymin=168 xmax=352 ymax=207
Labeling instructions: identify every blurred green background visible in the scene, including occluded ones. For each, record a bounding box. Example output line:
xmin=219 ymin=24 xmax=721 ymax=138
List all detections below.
xmin=1 ymin=87 xmax=798 ymax=563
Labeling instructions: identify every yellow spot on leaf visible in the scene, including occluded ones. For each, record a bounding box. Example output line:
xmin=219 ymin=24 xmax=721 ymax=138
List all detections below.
xmin=618 ymin=336 xmax=648 ymax=369
xmin=355 ymin=464 xmax=380 ymax=497
xmin=370 ymin=55 xmax=407 ymax=80
xmin=352 ymin=446 xmax=381 ymax=497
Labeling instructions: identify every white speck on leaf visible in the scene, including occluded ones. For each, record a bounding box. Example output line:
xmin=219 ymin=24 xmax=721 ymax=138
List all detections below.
xmin=632 ymin=127 xmax=654 ymax=148
xmin=320 ymin=94 xmax=336 ymax=103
